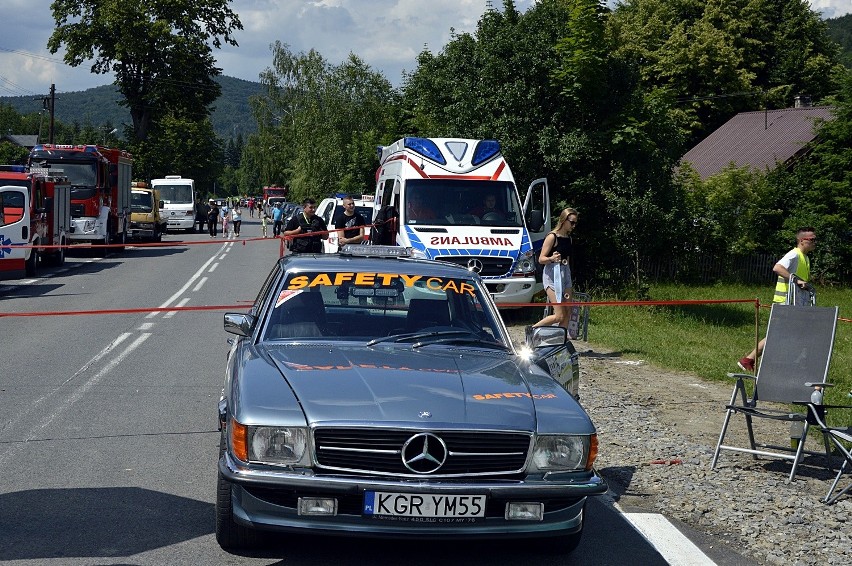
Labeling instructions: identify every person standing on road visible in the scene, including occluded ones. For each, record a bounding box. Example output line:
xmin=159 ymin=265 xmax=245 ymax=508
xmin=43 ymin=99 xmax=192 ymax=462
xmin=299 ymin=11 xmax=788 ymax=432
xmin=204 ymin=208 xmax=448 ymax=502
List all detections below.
xmin=232 ymin=205 xmax=242 ymax=237
xmin=272 ymin=202 xmax=284 ymax=237
xmin=333 ymin=195 xmax=366 ymax=249
xmin=222 ymin=205 xmax=231 ymax=238
xmin=195 ymin=198 xmax=207 ymax=233
xmin=737 ymin=227 xmax=817 ymax=372
xmin=261 ymin=211 xmax=269 ymax=238
xmin=532 ymin=208 xmax=579 ymax=330
xmin=207 ymin=199 xmax=219 ymax=238
xmin=283 ymin=198 xmax=328 ymax=254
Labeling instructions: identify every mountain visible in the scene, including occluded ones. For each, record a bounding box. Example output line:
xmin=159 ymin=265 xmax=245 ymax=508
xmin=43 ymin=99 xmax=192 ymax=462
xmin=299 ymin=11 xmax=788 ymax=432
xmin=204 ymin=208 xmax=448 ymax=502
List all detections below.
xmin=826 ymin=14 xmax=852 ymax=68
xmin=0 ymin=75 xmax=264 ymax=140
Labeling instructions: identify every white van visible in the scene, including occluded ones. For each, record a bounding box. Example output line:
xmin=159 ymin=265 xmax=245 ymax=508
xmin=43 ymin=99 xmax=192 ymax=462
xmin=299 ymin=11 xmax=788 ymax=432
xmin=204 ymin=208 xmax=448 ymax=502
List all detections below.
xmin=374 ymin=138 xmax=551 ymax=305
xmin=318 ymin=194 xmax=375 ymax=253
xmin=151 ymin=175 xmax=195 ymax=232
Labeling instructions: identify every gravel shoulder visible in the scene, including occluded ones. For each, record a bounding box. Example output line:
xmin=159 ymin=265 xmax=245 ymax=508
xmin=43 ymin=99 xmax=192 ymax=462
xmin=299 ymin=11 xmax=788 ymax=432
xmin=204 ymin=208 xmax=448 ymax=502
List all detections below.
xmin=507 ymin=325 xmax=851 ymax=566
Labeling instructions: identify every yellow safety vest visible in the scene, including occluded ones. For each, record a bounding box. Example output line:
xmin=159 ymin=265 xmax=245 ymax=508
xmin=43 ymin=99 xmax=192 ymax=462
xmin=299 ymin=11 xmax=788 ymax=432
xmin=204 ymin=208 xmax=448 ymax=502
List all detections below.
xmin=773 ymin=248 xmax=809 ymax=303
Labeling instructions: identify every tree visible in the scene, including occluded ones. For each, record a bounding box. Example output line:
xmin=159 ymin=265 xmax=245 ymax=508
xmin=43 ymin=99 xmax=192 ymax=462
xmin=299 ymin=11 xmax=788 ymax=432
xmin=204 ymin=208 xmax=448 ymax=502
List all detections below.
xmin=248 ymin=43 xmax=399 ymax=201
xmin=132 ymin=115 xmax=224 ymax=193
xmin=48 ymin=0 xmax=242 ymax=142
xmin=608 ymin=0 xmax=844 ymax=143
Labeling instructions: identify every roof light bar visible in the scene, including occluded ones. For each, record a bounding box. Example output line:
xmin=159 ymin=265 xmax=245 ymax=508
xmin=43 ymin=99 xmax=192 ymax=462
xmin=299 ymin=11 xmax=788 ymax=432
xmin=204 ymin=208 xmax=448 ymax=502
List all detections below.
xmin=403 ymin=138 xmax=446 ymax=165
xmin=340 ymin=245 xmax=411 ymax=258
xmin=471 ymin=140 xmax=501 ymax=166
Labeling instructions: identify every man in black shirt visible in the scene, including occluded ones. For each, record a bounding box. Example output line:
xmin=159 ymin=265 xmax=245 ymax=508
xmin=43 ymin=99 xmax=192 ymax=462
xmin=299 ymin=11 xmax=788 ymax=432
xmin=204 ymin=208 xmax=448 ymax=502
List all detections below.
xmin=283 ymin=197 xmax=328 ymax=254
xmin=333 ymin=195 xmax=367 ymax=249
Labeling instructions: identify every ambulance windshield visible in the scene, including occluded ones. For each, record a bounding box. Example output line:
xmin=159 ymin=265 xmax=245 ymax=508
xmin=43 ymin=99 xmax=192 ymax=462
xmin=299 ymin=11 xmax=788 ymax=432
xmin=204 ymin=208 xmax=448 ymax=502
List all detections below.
xmin=403 ymin=180 xmax=523 ymax=227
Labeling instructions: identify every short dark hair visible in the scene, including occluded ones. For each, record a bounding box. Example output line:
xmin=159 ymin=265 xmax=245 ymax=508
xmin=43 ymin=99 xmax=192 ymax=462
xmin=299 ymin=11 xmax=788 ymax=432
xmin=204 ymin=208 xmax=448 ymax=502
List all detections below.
xmin=302 ymin=197 xmax=316 ymax=206
xmin=796 ymin=227 xmax=816 ymax=237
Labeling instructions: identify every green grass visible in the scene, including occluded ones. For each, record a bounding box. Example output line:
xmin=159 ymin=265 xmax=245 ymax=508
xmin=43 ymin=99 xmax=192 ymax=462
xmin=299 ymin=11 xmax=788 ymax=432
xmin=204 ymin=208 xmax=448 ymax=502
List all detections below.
xmin=576 ymin=283 xmax=852 ymax=409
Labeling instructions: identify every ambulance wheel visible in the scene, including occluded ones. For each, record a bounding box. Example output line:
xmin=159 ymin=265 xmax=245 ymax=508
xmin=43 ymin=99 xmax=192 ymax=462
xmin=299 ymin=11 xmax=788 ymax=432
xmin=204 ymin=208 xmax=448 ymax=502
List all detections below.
xmin=25 ymin=251 xmax=38 ymax=276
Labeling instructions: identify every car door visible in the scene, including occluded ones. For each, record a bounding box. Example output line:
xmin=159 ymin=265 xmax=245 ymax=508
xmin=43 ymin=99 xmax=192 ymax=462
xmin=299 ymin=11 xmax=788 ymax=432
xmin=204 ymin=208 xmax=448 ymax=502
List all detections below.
xmin=0 ymin=185 xmax=31 ymax=268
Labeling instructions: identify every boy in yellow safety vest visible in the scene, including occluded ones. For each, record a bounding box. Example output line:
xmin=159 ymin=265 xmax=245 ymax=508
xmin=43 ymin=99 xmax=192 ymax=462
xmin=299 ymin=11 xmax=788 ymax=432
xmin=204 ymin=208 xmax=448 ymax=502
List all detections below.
xmin=737 ymin=227 xmax=817 ymax=372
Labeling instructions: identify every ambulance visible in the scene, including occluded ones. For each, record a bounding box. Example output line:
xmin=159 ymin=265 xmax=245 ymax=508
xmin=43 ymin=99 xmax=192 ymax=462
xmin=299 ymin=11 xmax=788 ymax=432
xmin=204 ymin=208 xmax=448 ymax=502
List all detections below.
xmin=373 ymin=137 xmax=551 ymax=305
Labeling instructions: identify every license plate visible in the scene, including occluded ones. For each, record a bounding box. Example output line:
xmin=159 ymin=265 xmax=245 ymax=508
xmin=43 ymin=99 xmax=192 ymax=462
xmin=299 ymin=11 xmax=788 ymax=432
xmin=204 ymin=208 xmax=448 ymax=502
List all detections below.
xmin=364 ymin=492 xmax=486 ymax=520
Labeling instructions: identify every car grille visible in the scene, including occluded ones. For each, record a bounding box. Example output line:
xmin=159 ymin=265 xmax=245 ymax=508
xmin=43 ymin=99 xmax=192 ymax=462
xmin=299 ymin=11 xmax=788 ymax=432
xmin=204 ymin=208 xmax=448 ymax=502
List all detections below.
xmin=434 ymin=256 xmax=514 ymax=277
xmin=313 ymin=428 xmax=531 ymax=477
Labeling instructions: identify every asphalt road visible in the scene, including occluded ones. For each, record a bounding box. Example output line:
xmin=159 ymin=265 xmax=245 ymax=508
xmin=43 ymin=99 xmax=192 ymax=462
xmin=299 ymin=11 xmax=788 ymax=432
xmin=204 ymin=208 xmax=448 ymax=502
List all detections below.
xmin=0 ymin=217 xmax=678 ymax=565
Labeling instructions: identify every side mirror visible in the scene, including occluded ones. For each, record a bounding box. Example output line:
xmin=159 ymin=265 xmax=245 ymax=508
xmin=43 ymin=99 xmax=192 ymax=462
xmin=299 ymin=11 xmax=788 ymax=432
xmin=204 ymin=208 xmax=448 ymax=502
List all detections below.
xmin=224 ymin=313 xmax=256 ymax=337
xmin=41 ymin=197 xmax=54 ymax=213
xmin=528 ymin=209 xmax=544 ymax=232
xmin=158 ymin=200 xmax=165 ymax=209
xmin=525 ymin=326 xmax=568 ymax=348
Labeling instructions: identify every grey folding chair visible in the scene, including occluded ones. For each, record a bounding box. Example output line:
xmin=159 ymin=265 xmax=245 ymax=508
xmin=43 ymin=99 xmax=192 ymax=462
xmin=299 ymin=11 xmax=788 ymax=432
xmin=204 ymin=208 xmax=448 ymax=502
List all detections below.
xmin=711 ymin=304 xmax=839 ymax=483
xmin=805 ymin=390 xmax=852 ymax=504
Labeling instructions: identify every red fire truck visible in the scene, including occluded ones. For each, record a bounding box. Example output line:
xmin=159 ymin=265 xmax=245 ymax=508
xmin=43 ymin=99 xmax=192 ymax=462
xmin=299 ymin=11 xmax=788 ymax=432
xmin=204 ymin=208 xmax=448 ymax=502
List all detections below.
xmin=0 ymin=165 xmax=71 ymax=276
xmin=263 ymin=185 xmax=288 ymax=204
xmin=28 ymin=144 xmax=132 ymax=249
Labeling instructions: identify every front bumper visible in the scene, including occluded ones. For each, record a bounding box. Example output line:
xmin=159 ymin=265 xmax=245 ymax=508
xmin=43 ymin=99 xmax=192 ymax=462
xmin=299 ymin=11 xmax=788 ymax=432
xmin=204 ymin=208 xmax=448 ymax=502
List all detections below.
xmin=485 ymin=276 xmax=540 ymax=306
xmin=129 ymin=222 xmax=156 ymax=239
xmin=68 ymin=217 xmax=105 ymax=242
xmin=165 ymin=215 xmax=195 ymax=230
xmin=219 ymin=453 xmax=607 ymax=537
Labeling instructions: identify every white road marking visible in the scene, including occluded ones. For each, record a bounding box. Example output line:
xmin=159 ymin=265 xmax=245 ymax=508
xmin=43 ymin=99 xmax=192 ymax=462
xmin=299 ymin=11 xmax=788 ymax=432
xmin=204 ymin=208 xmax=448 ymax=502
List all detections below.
xmin=145 ymin=247 xmax=222 ymax=318
xmin=163 ymin=297 xmax=190 ymax=318
xmin=138 ymin=322 xmax=155 ymax=330
xmin=0 ymin=333 xmax=148 ymax=466
xmin=619 ymin=509 xmax=716 ymax=565
xmin=208 ymin=262 xmax=219 ymax=272
xmin=193 ymin=277 xmax=207 ymax=292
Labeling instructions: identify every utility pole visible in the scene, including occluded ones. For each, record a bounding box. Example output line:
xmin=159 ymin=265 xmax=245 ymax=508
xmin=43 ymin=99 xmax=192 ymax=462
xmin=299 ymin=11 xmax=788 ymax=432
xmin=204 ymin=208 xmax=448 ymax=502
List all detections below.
xmin=48 ymin=84 xmax=55 ymax=144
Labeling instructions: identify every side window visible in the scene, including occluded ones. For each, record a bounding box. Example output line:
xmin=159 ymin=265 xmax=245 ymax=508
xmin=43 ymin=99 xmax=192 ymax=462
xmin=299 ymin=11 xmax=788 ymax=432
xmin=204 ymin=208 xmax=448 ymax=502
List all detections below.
xmin=381 ymin=179 xmax=395 ymax=207
xmin=0 ymin=190 xmax=26 ymax=226
xmin=321 ymin=202 xmax=335 ymax=224
xmin=252 ymin=262 xmax=281 ymax=317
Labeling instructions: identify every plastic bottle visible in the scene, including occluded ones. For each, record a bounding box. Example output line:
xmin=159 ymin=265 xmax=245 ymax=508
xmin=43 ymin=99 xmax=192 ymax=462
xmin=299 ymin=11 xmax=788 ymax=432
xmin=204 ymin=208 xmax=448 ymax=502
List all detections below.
xmin=811 ymin=388 xmax=824 ymax=405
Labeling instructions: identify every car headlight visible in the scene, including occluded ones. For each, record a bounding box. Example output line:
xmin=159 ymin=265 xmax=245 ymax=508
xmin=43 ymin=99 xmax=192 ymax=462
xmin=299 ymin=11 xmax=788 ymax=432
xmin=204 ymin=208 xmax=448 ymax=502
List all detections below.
xmin=230 ymin=421 xmax=309 ymax=466
xmin=249 ymin=426 xmax=308 ymax=465
xmin=529 ymin=434 xmax=595 ymax=472
xmin=513 ymin=249 xmax=536 ymax=275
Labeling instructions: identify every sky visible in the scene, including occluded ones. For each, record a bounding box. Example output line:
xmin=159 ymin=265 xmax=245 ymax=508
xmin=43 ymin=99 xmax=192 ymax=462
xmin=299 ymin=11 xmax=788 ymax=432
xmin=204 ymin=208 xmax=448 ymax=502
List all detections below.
xmin=0 ymin=0 xmax=850 ymax=102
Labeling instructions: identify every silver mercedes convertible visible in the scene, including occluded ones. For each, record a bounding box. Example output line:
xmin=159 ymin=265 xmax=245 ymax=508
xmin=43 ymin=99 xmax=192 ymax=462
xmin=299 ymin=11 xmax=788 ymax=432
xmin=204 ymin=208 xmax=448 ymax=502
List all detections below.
xmin=216 ymin=246 xmax=606 ymax=552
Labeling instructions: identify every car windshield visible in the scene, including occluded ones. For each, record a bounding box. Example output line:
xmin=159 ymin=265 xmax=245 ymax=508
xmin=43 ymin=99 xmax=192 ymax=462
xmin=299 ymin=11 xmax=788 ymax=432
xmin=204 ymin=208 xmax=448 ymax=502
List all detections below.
xmin=131 ymin=191 xmax=153 ymax=212
xmin=155 ymin=184 xmax=193 ymax=203
xmin=260 ymin=269 xmax=507 ymax=347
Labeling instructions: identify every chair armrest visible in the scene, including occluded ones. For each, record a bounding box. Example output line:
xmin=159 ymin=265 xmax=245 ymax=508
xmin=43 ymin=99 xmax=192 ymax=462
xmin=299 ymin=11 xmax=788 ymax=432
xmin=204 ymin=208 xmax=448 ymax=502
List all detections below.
xmin=804 ymin=381 xmax=834 ymax=388
xmin=726 ymin=372 xmax=756 ymax=381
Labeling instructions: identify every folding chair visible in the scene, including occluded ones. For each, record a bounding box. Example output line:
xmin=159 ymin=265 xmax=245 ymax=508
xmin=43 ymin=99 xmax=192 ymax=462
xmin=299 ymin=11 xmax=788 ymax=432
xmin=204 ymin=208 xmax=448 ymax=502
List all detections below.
xmin=804 ymin=389 xmax=852 ymax=504
xmin=711 ymin=304 xmax=839 ymax=483
xmin=787 ymin=274 xmax=816 ymax=307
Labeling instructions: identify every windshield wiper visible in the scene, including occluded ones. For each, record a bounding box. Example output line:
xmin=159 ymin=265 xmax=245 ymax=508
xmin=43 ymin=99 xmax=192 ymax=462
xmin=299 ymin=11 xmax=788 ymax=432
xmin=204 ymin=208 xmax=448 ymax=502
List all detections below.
xmin=411 ymin=336 xmax=509 ymax=350
xmin=366 ymin=329 xmax=471 ymax=347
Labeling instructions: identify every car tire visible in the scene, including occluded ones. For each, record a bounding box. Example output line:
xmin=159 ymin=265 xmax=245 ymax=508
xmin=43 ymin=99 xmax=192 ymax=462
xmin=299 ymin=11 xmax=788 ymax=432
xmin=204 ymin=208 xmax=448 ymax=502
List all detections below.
xmin=540 ymin=501 xmax=585 ymax=554
xmin=215 ymin=433 xmax=258 ymax=550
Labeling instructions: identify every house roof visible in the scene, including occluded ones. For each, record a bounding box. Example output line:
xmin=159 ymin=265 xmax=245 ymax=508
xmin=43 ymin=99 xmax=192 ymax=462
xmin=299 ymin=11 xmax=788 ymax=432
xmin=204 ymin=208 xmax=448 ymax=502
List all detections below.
xmin=681 ymin=106 xmax=835 ymax=180
xmin=0 ymin=134 xmax=39 ymax=148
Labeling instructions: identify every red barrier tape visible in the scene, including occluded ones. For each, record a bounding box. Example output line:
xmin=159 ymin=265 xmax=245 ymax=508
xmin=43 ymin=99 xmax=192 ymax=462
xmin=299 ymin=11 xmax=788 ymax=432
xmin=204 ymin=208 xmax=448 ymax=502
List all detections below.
xmin=4 ymin=236 xmax=274 ymax=249
xmin=497 ymin=299 xmax=760 ymax=308
xmin=0 ymin=304 xmax=247 ymax=318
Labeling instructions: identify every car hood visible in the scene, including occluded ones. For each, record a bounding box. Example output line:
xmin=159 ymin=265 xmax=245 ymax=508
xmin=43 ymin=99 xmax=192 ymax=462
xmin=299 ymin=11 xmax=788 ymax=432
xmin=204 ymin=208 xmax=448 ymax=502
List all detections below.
xmin=261 ymin=344 xmax=563 ymax=430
